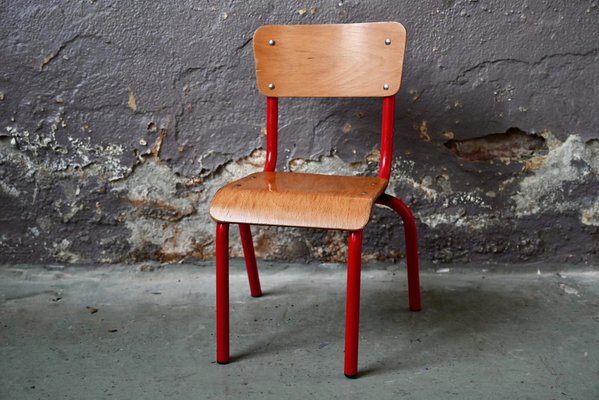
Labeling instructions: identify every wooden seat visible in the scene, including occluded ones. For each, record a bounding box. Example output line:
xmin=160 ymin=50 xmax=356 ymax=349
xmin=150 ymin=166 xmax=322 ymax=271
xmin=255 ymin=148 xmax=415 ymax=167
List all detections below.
xmin=210 ymin=172 xmax=388 ymax=230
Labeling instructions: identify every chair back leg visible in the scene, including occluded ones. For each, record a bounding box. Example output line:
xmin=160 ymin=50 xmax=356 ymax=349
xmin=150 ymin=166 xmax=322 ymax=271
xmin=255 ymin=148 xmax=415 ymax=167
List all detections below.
xmin=376 ymin=194 xmax=422 ymax=311
xmin=216 ymin=222 xmax=230 ymax=364
xmin=344 ymin=230 xmax=363 ymax=378
xmin=239 ymin=224 xmax=262 ymax=297
xmin=403 ymin=215 xmax=421 ymax=312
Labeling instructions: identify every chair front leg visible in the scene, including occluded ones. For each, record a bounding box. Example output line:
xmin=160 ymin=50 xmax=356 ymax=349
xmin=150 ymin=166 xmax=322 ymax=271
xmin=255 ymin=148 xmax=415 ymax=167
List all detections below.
xmin=216 ymin=222 xmax=230 ymax=364
xmin=376 ymin=193 xmax=421 ymax=312
xmin=238 ymin=224 xmax=262 ymax=297
xmin=344 ymin=230 xmax=363 ymax=378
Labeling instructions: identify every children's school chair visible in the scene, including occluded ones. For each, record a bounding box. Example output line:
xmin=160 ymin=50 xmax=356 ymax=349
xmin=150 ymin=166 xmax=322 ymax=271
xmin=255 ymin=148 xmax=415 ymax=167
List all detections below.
xmin=209 ymin=22 xmax=421 ymax=378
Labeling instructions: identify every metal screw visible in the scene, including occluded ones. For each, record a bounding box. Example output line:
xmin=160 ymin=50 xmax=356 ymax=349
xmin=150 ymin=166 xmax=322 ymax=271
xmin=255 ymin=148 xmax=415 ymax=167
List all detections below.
xmin=383 ymin=83 xmax=389 ymax=90
xmin=268 ymin=83 xmax=275 ymax=90
xmin=268 ymin=39 xmax=276 ymax=46
xmin=385 ymin=38 xmax=392 ymax=45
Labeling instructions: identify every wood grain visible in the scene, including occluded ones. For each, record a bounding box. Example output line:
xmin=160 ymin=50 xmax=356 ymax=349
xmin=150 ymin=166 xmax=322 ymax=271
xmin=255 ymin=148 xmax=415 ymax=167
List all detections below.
xmin=253 ymin=22 xmax=406 ymax=97
xmin=210 ymin=172 xmax=388 ymax=230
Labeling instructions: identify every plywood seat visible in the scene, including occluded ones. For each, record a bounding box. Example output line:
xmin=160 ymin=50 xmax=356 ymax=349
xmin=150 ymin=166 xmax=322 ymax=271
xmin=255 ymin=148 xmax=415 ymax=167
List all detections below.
xmin=210 ymin=171 xmax=388 ymax=230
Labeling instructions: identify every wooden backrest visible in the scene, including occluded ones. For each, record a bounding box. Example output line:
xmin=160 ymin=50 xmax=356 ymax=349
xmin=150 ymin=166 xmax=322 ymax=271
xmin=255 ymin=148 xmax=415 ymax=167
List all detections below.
xmin=253 ymin=22 xmax=406 ymax=97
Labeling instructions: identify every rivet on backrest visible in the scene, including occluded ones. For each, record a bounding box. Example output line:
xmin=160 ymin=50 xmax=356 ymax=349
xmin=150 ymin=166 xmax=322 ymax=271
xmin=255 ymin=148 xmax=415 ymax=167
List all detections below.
xmin=268 ymin=39 xmax=276 ymax=46
xmin=385 ymin=38 xmax=391 ymax=45
xmin=383 ymin=83 xmax=389 ymax=90
xmin=268 ymin=83 xmax=275 ymax=90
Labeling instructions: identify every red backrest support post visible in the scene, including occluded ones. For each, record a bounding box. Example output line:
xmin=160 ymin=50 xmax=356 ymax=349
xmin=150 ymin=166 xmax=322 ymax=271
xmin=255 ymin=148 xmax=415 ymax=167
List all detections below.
xmin=265 ymin=95 xmax=395 ymax=177
xmin=264 ymin=96 xmax=278 ymax=172
xmin=379 ymin=95 xmax=395 ymax=180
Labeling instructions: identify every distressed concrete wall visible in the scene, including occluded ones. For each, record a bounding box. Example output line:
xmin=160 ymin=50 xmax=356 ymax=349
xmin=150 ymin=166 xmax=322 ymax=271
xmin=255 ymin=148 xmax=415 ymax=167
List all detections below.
xmin=1 ymin=1 xmax=598 ymax=266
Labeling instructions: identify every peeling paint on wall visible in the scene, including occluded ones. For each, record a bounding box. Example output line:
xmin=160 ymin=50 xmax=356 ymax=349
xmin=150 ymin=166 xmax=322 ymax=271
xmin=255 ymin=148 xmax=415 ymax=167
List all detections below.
xmin=4 ymin=125 xmax=128 ymax=180
xmin=581 ymin=203 xmax=599 ymax=227
xmin=513 ymin=135 xmax=598 ymax=221
xmin=445 ymin=127 xmax=546 ymax=161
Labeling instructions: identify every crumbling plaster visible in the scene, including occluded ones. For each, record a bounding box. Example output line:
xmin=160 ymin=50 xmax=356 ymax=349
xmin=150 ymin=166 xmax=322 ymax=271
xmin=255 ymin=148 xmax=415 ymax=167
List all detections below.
xmin=0 ymin=1 xmax=597 ymax=265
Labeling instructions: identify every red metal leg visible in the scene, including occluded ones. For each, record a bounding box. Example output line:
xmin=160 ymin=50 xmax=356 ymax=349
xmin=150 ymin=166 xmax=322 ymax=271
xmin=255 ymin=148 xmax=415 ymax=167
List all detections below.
xmin=239 ymin=224 xmax=262 ymax=297
xmin=344 ymin=230 xmax=363 ymax=378
xmin=376 ymin=194 xmax=422 ymax=312
xmin=216 ymin=222 xmax=230 ymax=364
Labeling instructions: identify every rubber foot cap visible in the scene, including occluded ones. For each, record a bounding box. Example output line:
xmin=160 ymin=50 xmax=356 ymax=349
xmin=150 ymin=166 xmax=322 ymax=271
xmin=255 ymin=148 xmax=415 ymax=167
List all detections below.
xmin=217 ymin=360 xmax=229 ymax=365
xmin=344 ymin=373 xmax=357 ymax=379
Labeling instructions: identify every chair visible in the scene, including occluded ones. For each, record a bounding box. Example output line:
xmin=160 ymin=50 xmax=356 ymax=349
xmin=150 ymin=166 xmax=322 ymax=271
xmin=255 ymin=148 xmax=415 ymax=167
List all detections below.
xmin=209 ymin=22 xmax=421 ymax=378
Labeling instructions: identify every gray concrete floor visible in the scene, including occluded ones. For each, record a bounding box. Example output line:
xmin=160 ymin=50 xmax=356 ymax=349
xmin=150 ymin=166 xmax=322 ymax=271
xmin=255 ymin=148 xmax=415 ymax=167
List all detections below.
xmin=1 ymin=261 xmax=598 ymax=400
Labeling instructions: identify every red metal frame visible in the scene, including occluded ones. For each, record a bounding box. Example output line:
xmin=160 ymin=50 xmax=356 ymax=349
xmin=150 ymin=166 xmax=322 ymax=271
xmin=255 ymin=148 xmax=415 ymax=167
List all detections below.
xmin=215 ymin=222 xmax=230 ymax=364
xmin=264 ymin=97 xmax=278 ymax=172
xmin=215 ymin=94 xmax=422 ymax=378
xmin=376 ymin=194 xmax=422 ymax=312
xmin=239 ymin=224 xmax=262 ymax=297
xmin=264 ymin=96 xmax=396 ymax=178
xmin=344 ymin=230 xmax=363 ymax=378
xmin=379 ymin=96 xmax=396 ymax=180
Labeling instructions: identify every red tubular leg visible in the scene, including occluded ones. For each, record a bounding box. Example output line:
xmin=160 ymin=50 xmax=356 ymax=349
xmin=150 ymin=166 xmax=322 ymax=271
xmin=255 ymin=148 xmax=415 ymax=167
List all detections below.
xmin=238 ymin=224 xmax=262 ymax=297
xmin=216 ymin=222 xmax=230 ymax=364
xmin=376 ymin=194 xmax=422 ymax=312
xmin=344 ymin=230 xmax=363 ymax=378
